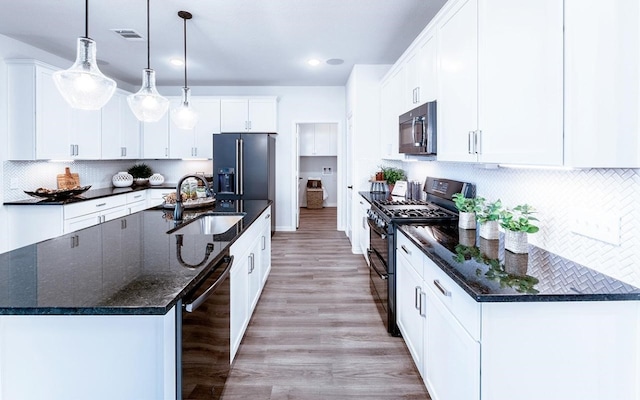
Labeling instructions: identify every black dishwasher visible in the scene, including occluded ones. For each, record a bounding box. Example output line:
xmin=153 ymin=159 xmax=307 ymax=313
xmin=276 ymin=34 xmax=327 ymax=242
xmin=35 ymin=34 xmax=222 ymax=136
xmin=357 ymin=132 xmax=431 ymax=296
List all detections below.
xmin=178 ymin=252 xmax=233 ymax=400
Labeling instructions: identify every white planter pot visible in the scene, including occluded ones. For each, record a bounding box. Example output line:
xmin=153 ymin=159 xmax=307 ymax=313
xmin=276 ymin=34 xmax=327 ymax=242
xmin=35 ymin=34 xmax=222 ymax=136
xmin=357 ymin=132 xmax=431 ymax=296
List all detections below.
xmin=149 ymin=173 xmax=165 ymax=186
xmin=458 ymin=212 xmax=477 ymax=230
xmin=458 ymin=229 xmax=476 ymax=247
xmin=479 ymin=220 xmax=500 ymax=240
xmin=478 ymin=237 xmax=499 ymax=260
xmin=504 ymin=230 xmax=529 ymax=254
xmin=505 ymin=251 xmax=529 ymax=275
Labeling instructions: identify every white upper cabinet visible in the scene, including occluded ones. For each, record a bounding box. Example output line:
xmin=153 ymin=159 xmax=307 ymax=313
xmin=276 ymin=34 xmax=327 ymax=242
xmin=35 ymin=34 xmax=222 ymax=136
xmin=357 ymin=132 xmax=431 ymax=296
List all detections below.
xmin=402 ymin=28 xmax=438 ymax=113
xmin=220 ymin=97 xmax=277 ymax=133
xmin=101 ymin=90 xmax=141 ymax=159
xmin=169 ymin=97 xmax=220 ymax=159
xmin=564 ymin=0 xmax=640 ymax=168
xmin=299 ymin=123 xmax=337 ymax=156
xmin=380 ymin=67 xmax=405 ymax=160
xmin=436 ymin=0 xmax=563 ymax=165
xmin=141 ymin=113 xmax=170 ymax=159
xmin=7 ymin=59 xmax=103 ymax=160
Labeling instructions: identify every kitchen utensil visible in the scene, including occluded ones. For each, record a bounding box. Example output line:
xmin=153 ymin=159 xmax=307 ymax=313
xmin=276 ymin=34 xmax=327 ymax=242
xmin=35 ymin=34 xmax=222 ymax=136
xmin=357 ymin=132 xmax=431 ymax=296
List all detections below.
xmin=56 ymin=167 xmax=80 ymax=189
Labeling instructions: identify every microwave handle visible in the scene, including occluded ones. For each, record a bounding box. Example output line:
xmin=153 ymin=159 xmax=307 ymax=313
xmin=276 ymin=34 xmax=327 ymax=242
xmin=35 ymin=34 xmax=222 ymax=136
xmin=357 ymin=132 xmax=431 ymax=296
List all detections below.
xmin=420 ymin=116 xmax=426 ymax=148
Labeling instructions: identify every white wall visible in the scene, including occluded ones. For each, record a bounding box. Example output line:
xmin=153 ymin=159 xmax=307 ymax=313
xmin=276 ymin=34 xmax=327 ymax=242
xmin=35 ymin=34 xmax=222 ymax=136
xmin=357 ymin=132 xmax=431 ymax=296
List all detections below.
xmin=168 ymin=86 xmax=346 ymax=232
xmin=403 ymin=161 xmax=640 ymax=288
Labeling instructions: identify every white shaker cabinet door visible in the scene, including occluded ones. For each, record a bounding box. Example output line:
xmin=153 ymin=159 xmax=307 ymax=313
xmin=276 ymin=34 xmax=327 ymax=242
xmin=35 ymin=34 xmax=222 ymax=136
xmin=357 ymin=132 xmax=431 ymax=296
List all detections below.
xmin=436 ymin=0 xmax=478 ymax=163
xmin=220 ymin=99 xmax=248 ymax=132
xmin=476 ymin=0 xmax=563 ymax=165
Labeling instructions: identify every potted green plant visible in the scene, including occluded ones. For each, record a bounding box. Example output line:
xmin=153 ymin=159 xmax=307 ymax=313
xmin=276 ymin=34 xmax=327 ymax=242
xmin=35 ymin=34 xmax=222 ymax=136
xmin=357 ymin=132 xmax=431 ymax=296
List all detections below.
xmin=452 ymin=193 xmax=483 ymax=230
xmin=476 ymin=199 xmax=502 ymax=240
xmin=127 ymin=163 xmax=153 ymax=185
xmin=381 ymin=166 xmax=406 ymax=192
xmin=499 ymin=204 xmax=540 ymax=254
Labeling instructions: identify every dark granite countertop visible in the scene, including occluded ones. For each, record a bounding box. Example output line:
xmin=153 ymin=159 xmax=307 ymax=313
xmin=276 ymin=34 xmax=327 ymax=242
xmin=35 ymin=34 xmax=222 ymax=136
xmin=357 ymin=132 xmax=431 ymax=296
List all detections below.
xmin=398 ymin=224 xmax=640 ymax=302
xmin=0 ymin=199 xmax=271 ymax=315
xmin=4 ymin=184 xmax=177 ymax=206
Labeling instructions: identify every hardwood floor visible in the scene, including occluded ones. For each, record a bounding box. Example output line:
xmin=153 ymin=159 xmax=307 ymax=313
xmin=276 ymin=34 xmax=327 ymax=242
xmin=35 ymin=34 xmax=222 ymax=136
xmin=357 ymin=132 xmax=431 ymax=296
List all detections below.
xmin=220 ymin=207 xmax=430 ymax=399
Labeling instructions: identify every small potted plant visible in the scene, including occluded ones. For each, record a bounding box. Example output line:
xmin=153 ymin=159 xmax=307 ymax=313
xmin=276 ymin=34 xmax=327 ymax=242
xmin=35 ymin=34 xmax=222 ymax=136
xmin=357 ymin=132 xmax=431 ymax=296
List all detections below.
xmin=476 ymin=199 xmax=502 ymax=240
xmin=381 ymin=166 xmax=407 ymax=193
xmin=452 ymin=193 xmax=482 ymax=229
xmin=127 ymin=163 xmax=153 ymax=186
xmin=500 ymin=204 xmax=539 ymax=254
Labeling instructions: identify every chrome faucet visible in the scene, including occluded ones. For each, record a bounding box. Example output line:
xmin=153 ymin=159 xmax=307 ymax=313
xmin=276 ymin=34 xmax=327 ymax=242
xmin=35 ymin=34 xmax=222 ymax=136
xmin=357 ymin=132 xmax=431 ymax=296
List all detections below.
xmin=174 ymin=174 xmax=212 ymax=221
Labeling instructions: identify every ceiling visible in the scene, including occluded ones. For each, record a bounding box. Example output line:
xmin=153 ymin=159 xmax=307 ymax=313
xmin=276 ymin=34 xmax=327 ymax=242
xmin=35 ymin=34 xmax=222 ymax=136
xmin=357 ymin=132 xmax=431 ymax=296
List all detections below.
xmin=0 ymin=0 xmax=446 ymax=87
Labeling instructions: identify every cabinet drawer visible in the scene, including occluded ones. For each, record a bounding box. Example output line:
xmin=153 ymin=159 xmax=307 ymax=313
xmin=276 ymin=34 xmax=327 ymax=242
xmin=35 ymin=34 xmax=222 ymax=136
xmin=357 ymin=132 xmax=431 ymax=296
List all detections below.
xmin=126 ymin=191 xmax=146 ymax=204
xmin=64 ymin=195 xmax=127 ymax=220
xmin=424 ymin=256 xmax=481 ymax=340
xmin=397 ymin=231 xmax=424 ymax=278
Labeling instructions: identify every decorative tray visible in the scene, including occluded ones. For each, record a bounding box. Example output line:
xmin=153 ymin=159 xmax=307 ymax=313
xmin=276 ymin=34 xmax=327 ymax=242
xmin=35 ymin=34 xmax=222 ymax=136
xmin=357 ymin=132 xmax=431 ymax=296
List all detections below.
xmin=162 ymin=197 xmax=216 ymax=209
xmin=24 ymin=185 xmax=92 ymax=201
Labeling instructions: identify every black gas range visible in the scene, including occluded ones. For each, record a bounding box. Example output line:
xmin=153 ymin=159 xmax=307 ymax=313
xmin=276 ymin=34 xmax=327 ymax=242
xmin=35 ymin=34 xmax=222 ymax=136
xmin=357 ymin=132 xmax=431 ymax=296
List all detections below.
xmin=367 ymin=177 xmax=475 ymax=336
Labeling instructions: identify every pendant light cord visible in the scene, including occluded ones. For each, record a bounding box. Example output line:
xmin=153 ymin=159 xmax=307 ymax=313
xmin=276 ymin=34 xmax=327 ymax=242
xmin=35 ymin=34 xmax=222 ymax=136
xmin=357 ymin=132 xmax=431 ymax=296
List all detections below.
xmin=183 ymin=15 xmax=188 ymax=88
xmin=146 ymin=0 xmax=150 ymax=69
xmin=84 ymin=0 xmax=89 ymax=38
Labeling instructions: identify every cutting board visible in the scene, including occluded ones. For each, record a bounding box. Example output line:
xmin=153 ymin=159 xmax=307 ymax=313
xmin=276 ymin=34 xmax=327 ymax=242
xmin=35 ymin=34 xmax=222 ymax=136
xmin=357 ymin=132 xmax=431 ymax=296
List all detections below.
xmin=57 ymin=167 xmax=80 ymax=189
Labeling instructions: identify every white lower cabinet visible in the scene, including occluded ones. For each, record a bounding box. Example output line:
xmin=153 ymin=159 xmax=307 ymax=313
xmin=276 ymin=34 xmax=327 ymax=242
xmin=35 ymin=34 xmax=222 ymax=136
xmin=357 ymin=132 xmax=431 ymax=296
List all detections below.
xmin=229 ymin=205 xmax=272 ymax=362
xmin=396 ymin=230 xmax=640 ymax=400
xmin=424 ymin=283 xmax=480 ymax=400
xmin=395 ymin=246 xmax=425 ymax=375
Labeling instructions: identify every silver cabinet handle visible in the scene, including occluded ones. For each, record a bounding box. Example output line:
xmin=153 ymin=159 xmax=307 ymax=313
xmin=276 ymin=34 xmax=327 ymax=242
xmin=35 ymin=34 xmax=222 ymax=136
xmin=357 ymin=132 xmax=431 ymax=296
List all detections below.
xmin=70 ymin=144 xmax=74 ymax=156
xmin=433 ymin=279 xmax=450 ymax=297
xmin=96 ymin=203 xmax=106 ymax=207
xmin=476 ymin=130 xmax=482 ymax=154
xmin=248 ymin=253 xmax=255 ymax=273
xmin=165 ymin=147 xmax=169 ymax=157
xmin=262 ymin=235 xmax=266 ymax=250
xmin=121 ymin=219 xmax=127 ymax=229
xmin=415 ymin=286 xmax=421 ymax=310
xmin=419 ymin=291 xmax=426 ymax=317
xmin=401 ymin=245 xmax=411 ymax=255
xmin=468 ymin=132 xmax=474 ymax=154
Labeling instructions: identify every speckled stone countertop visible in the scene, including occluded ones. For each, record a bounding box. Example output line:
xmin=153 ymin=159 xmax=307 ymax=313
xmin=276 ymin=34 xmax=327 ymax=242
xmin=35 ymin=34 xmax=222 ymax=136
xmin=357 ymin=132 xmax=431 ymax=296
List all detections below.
xmin=398 ymin=224 xmax=640 ymax=302
xmin=4 ymin=184 xmax=177 ymax=205
xmin=0 ymin=199 xmax=270 ymax=315
xmin=359 ymin=191 xmax=640 ymax=302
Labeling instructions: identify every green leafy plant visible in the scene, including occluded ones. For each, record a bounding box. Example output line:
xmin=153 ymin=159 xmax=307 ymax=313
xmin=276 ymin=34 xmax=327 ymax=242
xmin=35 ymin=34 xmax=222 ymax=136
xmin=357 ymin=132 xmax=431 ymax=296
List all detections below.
xmin=127 ymin=163 xmax=153 ymax=179
xmin=476 ymin=199 xmax=503 ymax=224
xmin=381 ymin=166 xmax=407 ymax=185
xmin=452 ymin=193 xmax=483 ymax=213
xmin=500 ymin=204 xmax=539 ymax=233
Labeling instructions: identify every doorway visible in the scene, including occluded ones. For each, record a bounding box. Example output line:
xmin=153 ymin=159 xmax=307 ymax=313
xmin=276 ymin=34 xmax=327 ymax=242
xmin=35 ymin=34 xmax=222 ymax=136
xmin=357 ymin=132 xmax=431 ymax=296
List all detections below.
xmin=295 ymin=122 xmax=339 ymax=229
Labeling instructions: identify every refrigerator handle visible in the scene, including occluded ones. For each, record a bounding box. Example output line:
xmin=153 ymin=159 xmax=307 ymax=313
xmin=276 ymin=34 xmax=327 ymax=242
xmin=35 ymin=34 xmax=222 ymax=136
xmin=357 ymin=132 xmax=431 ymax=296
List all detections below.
xmin=237 ymin=138 xmax=244 ymax=195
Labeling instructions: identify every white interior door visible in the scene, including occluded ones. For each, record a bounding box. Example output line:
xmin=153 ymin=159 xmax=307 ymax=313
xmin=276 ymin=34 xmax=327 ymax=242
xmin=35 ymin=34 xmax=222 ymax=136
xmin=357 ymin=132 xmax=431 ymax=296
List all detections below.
xmin=295 ymin=124 xmax=300 ymax=229
xmin=345 ymin=114 xmax=353 ymax=241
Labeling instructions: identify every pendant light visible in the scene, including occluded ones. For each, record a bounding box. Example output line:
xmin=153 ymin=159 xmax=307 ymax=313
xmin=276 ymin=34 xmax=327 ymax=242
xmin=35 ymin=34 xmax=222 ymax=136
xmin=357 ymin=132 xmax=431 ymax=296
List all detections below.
xmin=52 ymin=0 xmax=116 ymax=110
xmin=127 ymin=0 xmax=169 ymax=122
xmin=171 ymin=11 xmax=199 ymax=130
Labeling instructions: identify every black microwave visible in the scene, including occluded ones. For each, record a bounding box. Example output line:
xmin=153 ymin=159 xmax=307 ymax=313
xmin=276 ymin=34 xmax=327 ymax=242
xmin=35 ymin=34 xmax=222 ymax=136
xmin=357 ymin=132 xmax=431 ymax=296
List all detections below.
xmin=399 ymin=101 xmax=436 ymax=155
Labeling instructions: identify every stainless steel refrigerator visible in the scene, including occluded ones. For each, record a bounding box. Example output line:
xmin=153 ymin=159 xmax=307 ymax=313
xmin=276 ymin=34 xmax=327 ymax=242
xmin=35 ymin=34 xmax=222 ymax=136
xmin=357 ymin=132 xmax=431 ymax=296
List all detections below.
xmin=213 ymin=133 xmax=276 ymax=233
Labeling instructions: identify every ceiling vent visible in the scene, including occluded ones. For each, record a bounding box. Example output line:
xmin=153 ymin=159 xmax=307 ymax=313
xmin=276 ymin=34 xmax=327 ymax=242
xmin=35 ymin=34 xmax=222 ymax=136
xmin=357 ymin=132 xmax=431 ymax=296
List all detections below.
xmin=111 ymin=29 xmax=145 ymax=41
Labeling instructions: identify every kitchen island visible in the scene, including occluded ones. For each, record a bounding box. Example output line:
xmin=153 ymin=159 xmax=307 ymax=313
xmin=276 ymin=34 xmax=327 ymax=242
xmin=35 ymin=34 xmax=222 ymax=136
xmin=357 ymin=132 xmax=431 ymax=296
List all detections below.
xmin=0 ymin=199 xmax=271 ymax=400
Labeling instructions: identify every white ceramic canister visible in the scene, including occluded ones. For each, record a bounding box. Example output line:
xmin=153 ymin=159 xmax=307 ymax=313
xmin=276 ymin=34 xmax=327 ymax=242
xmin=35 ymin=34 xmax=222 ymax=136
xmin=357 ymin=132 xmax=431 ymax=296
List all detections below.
xmin=112 ymin=171 xmax=134 ymax=187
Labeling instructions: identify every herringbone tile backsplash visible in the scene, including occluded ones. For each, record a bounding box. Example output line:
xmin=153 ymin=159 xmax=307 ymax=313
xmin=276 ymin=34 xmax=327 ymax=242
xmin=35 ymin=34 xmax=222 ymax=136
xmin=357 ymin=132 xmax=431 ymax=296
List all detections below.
xmin=404 ymin=162 xmax=640 ymax=288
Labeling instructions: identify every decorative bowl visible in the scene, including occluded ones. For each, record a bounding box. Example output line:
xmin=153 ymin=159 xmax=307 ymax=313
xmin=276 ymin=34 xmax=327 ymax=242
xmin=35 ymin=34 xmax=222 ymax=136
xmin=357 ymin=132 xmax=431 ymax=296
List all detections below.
xmin=149 ymin=173 xmax=165 ymax=186
xmin=112 ymin=171 xmax=133 ymax=188
xmin=25 ymin=185 xmax=92 ymax=201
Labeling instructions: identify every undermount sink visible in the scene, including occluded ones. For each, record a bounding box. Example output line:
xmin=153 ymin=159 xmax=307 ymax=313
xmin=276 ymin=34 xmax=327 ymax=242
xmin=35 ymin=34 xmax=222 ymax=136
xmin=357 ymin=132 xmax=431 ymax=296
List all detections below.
xmin=168 ymin=213 xmax=245 ymax=235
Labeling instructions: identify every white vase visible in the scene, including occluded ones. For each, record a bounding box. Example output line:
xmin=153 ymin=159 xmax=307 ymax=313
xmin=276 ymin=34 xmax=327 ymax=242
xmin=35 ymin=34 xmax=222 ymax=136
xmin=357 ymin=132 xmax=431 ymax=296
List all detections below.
xmin=112 ymin=171 xmax=133 ymax=188
xmin=504 ymin=230 xmax=529 ymax=254
xmin=479 ymin=220 xmax=500 ymax=240
xmin=458 ymin=212 xmax=477 ymax=229
xmin=149 ymin=173 xmax=165 ymax=186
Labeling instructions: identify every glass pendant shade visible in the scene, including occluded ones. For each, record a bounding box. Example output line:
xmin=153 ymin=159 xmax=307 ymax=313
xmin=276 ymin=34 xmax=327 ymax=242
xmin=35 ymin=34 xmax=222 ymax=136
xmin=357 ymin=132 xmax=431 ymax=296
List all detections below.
xmin=171 ymin=87 xmax=199 ymax=130
xmin=127 ymin=69 xmax=169 ymax=122
xmin=52 ymin=37 xmax=116 ymax=110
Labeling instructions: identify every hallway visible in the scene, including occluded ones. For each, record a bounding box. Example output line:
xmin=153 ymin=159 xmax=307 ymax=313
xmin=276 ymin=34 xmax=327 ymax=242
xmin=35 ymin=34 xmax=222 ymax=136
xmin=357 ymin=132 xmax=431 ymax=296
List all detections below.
xmin=220 ymin=207 xmax=429 ymax=399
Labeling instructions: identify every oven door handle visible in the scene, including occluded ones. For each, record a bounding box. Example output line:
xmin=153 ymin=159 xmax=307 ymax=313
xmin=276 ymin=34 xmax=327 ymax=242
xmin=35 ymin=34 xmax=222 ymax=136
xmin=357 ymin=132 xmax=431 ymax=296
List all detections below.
xmin=366 ymin=218 xmax=387 ymax=239
xmin=368 ymin=250 xmax=388 ymax=280
xmin=183 ymin=255 xmax=234 ymax=313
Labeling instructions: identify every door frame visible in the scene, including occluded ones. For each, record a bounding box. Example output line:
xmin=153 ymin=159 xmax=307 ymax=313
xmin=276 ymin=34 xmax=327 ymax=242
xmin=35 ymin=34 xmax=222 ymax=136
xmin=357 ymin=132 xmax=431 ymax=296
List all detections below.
xmin=291 ymin=120 xmax=344 ymax=231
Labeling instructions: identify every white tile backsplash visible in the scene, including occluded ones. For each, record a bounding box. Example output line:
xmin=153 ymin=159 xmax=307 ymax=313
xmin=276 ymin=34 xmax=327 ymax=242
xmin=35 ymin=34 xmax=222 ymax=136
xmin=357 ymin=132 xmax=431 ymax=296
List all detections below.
xmin=404 ymin=161 xmax=640 ymax=288
xmin=3 ymin=160 xmax=212 ymax=201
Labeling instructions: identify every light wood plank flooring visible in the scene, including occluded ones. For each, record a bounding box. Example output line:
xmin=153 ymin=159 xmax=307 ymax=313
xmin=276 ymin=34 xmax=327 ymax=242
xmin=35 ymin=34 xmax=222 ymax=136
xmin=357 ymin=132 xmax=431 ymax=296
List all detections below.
xmin=221 ymin=207 xmax=430 ymax=399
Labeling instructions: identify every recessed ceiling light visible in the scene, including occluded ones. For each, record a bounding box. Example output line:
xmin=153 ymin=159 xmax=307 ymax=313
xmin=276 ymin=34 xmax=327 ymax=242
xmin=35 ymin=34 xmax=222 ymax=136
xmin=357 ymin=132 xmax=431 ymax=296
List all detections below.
xmin=326 ymin=58 xmax=344 ymax=65
xmin=170 ymin=57 xmax=184 ymax=67
xmin=307 ymin=58 xmax=321 ymax=67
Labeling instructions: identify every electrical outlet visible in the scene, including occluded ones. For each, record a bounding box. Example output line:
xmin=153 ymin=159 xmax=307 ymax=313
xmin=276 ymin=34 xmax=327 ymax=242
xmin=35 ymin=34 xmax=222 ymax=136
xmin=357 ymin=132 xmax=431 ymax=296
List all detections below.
xmin=570 ymin=212 xmax=621 ymax=246
xmin=10 ymin=178 xmax=19 ymax=189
